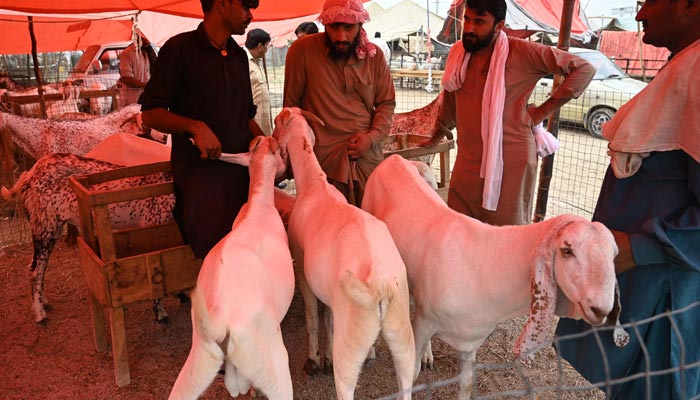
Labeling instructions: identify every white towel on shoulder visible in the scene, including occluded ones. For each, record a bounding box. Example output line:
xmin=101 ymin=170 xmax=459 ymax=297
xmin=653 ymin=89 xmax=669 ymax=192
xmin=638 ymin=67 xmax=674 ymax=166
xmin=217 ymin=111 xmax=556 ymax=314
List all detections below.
xmin=441 ymin=31 xmax=508 ymax=211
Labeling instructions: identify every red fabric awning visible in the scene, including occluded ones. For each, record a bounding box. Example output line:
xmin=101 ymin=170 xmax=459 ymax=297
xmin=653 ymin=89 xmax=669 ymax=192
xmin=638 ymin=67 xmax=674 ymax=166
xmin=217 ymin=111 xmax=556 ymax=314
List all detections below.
xmin=598 ymin=30 xmax=669 ymax=78
xmin=0 ymin=15 xmax=133 ymax=54
xmin=513 ymin=0 xmax=590 ymax=36
xmin=0 ymin=0 xmax=328 ymax=20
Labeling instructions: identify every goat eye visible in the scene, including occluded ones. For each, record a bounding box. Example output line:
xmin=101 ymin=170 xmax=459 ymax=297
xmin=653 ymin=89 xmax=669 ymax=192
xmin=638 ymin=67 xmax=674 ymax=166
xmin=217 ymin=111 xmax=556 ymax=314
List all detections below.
xmin=560 ymin=246 xmax=574 ymax=257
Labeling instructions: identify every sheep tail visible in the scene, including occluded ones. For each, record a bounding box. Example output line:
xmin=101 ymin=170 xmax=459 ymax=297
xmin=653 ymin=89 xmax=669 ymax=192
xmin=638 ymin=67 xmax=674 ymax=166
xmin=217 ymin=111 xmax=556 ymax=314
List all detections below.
xmin=339 ymin=271 xmax=390 ymax=311
xmin=1 ymin=170 xmax=28 ymax=202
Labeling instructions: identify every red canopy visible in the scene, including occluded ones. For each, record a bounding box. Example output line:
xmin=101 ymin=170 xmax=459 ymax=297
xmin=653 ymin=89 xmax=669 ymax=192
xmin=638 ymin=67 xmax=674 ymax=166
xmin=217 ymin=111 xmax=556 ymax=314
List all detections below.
xmin=598 ymin=30 xmax=669 ymax=78
xmin=0 ymin=14 xmax=133 ymax=54
xmin=0 ymin=0 xmax=328 ymax=20
xmin=513 ymin=0 xmax=590 ymax=36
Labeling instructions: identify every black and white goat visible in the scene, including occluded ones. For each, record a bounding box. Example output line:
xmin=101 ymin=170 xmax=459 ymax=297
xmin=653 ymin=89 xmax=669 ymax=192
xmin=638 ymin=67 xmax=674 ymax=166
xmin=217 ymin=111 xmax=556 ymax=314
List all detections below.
xmin=1 ymin=153 xmax=174 ymax=323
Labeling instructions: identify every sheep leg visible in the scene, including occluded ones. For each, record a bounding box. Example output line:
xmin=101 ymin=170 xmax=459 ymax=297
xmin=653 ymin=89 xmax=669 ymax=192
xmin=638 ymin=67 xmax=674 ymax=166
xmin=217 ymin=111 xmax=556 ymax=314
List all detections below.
xmin=412 ymin=307 xmax=435 ymax=378
xmin=331 ymin=301 xmax=381 ymax=400
xmin=296 ymin=259 xmax=322 ymax=374
xmin=381 ymin=297 xmax=416 ymax=400
xmin=456 ymin=349 xmax=477 ymax=400
xmin=30 ymin=236 xmax=56 ymax=323
xmin=223 ymin=358 xmax=250 ymax=397
xmin=168 ymin=330 xmax=223 ymax=400
xmin=226 ymin=326 xmax=293 ymax=400
xmin=323 ymin=304 xmax=334 ymax=372
xmin=152 ymin=299 xmax=169 ymax=324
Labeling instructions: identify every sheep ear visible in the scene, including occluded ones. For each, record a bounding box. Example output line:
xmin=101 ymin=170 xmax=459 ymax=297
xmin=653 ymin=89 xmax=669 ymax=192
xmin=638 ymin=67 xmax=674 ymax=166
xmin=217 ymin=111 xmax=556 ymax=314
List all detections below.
xmin=269 ymin=137 xmax=279 ymax=154
xmin=300 ymin=109 xmax=325 ymax=127
xmin=249 ymin=136 xmax=262 ymax=152
xmin=606 ymin=280 xmax=630 ymax=347
xmin=513 ymin=247 xmax=558 ymax=361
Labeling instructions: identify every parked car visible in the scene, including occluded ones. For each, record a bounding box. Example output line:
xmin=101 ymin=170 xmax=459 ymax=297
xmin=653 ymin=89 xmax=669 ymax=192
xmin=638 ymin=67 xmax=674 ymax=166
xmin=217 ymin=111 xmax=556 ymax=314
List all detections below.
xmin=529 ymin=47 xmax=648 ymax=138
xmin=69 ymin=41 xmax=133 ymax=89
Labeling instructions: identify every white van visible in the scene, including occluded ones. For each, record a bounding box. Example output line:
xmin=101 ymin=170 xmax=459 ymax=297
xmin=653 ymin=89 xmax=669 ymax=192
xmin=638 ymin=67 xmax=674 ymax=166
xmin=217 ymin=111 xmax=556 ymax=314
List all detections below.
xmin=69 ymin=41 xmax=133 ymax=89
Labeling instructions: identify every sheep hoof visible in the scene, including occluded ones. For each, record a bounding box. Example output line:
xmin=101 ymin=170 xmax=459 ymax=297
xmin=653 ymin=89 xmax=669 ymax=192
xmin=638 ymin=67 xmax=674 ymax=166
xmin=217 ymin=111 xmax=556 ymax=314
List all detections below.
xmin=156 ymin=316 xmax=171 ymax=327
xmin=35 ymin=316 xmax=49 ymax=326
xmin=364 ymin=357 xmax=376 ymax=368
xmin=303 ymin=359 xmax=322 ymax=375
xmin=322 ymin=357 xmax=334 ymax=374
xmin=421 ymin=360 xmax=434 ymax=371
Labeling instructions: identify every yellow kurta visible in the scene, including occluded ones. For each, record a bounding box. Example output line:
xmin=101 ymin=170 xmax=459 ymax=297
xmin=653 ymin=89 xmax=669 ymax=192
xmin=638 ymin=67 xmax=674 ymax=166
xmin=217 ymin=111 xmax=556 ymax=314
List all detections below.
xmin=436 ymin=37 xmax=594 ymax=225
xmin=245 ymin=48 xmax=273 ymax=136
xmin=283 ymin=33 xmax=396 ymax=205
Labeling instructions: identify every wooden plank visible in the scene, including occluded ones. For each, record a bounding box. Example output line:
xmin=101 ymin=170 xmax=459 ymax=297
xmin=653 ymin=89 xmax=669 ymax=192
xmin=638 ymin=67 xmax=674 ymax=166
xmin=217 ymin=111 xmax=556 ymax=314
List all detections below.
xmin=94 ymin=205 xmax=117 ymax=263
xmin=87 ymin=291 xmax=109 ymax=352
xmin=78 ymin=238 xmax=111 ymax=306
xmin=90 ymin=182 xmax=174 ymax=206
xmin=161 ymin=246 xmax=202 ymax=294
xmin=106 ymin=256 xmax=152 ymax=307
xmin=109 ymin=306 xmax=131 ymax=387
xmin=1 ymin=88 xmax=119 ymax=105
xmin=146 ymin=253 xmax=166 ymax=300
xmin=70 ymin=176 xmax=99 ymax=249
xmin=391 ymin=69 xmax=444 ymax=79
xmin=76 ymin=161 xmax=171 ymax=186
xmin=113 ymin=223 xmax=184 ymax=259
xmin=383 ymin=140 xmax=453 ymax=159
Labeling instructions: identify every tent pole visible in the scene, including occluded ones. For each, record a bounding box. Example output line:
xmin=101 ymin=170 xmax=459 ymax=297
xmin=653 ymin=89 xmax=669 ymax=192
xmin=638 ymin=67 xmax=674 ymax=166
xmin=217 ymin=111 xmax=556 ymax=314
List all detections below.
xmin=27 ymin=16 xmax=48 ymax=118
xmin=532 ymin=0 xmax=575 ymax=223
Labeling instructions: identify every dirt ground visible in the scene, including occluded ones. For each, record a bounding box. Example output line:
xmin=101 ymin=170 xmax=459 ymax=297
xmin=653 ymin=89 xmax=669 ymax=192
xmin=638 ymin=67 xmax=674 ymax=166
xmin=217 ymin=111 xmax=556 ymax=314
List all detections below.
xmin=0 ymin=236 xmax=608 ymax=400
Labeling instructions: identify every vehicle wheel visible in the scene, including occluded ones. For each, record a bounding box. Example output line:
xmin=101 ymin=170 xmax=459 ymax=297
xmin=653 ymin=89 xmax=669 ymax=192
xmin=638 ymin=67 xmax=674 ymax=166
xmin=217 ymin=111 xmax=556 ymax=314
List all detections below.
xmin=586 ymin=108 xmax=615 ymax=139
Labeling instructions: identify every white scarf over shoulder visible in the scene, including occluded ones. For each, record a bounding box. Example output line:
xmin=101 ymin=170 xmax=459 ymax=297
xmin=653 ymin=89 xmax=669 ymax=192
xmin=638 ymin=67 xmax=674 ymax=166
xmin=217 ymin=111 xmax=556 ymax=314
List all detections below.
xmin=442 ymin=31 xmax=508 ymax=211
xmin=604 ymin=39 xmax=700 ymax=178
xmin=442 ymin=32 xmax=559 ymax=211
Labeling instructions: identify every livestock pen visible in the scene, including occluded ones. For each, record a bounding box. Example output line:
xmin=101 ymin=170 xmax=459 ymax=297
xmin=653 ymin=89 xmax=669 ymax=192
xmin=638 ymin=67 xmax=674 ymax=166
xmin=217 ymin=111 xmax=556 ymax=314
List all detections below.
xmin=2 ymin=54 xmax=694 ymax=400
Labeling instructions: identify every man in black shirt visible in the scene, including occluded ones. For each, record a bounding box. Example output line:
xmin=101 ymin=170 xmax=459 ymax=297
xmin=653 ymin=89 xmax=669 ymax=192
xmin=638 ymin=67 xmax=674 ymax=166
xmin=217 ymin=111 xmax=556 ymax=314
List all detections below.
xmin=139 ymin=0 xmax=265 ymax=259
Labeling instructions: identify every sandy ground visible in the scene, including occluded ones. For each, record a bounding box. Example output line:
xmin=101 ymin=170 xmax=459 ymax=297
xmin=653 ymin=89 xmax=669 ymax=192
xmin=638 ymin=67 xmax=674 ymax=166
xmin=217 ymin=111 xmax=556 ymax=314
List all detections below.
xmin=0 ymin=225 xmax=607 ymax=400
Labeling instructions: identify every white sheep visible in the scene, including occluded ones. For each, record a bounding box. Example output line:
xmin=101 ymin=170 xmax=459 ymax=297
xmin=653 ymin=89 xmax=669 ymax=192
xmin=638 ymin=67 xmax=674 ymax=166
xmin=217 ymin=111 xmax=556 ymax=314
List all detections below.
xmin=273 ymin=108 xmax=415 ymax=400
xmin=362 ymin=154 xmax=629 ymax=400
xmin=169 ymin=136 xmax=294 ymax=400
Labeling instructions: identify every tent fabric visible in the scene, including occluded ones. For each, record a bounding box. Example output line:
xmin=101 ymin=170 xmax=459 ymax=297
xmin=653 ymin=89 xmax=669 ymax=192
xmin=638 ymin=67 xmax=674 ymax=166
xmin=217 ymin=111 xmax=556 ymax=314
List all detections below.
xmin=437 ymin=0 xmax=593 ymax=44
xmin=598 ymin=30 xmax=669 ymax=78
xmin=0 ymin=0 xmax=330 ymax=20
xmin=513 ymin=0 xmax=591 ymax=36
xmin=363 ymin=0 xmax=445 ymax=42
xmin=0 ymin=14 xmax=133 ymax=54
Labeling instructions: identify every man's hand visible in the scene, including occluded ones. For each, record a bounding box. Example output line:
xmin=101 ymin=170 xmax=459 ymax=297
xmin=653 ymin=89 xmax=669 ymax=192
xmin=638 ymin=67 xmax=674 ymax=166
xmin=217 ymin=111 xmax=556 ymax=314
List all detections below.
xmin=190 ymin=121 xmax=222 ymax=159
xmin=527 ymin=103 xmax=545 ymax=126
xmin=348 ymin=132 xmax=372 ymax=160
xmin=611 ymin=229 xmax=636 ymax=274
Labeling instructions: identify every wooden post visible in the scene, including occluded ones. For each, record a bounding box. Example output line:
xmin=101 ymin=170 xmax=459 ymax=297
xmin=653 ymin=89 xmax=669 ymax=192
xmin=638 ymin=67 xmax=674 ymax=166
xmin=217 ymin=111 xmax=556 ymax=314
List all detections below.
xmin=27 ymin=16 xmax=47 ymax=119
xmin=532 ymin=0 xmax=575 ymax=223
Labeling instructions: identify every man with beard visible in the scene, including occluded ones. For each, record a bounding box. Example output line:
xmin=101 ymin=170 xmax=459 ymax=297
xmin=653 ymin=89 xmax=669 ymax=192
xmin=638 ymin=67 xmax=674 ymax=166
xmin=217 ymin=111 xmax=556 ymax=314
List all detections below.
xmin=557 ymin=0 xmax=700 ymax=398
xmin=421 ymin=0 xmax=594 ymax=226
xmin=283 ymin=0 xmax=395 ymax=206
xmin=139 ymin=0 xmax=265 ymax=259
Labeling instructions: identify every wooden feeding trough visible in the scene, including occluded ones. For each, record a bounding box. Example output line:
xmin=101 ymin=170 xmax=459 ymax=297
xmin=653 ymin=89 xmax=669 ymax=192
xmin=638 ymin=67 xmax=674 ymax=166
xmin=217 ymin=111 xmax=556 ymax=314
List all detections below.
xmin=69 ymin=161 xmax=201 ymax=387
xmin=383 ymin=134 xmax=455 ymax=188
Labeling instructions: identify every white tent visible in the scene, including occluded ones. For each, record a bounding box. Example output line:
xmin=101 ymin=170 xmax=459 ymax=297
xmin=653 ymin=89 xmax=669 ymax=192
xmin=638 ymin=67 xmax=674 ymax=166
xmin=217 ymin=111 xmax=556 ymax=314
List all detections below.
xmin=363 ymin=0 xmax=445 ymax=42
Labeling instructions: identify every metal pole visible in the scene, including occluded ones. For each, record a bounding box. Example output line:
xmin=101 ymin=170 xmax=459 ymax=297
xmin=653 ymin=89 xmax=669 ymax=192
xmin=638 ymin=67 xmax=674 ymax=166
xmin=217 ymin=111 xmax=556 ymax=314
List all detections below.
xmin=532 ymin=0 xmax=575 ymax=223
xmin=425 ymin=0 xmax=434 ymax=92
